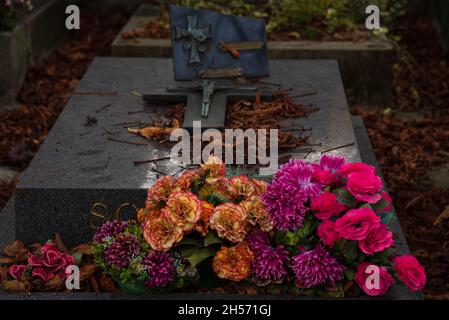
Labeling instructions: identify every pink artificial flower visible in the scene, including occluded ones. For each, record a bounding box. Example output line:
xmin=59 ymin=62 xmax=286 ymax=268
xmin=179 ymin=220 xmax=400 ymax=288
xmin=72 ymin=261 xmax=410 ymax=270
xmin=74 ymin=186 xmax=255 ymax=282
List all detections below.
xmin=337 ymin=162 xmax=376 ymax=178
xmin=8 ymin=265 xmax=27 ymax=280
xmin=312 ymin=155 xmax=346 ymax=186
xmin=317 ymin=220 xmax=339 ymax=247
xmin=355 ymin=262 xmax=395 ymax=296
xmin=335 ymin=207 xmax=380 ymax=241
xmin=311 ymin=192 xmax=345 ymax=220
xmin=358 ymin=223 xmax=393 ymax=255
xmin=28 ymin=243 xmax=75 ymax=281
xmin=346 ymin=171 xmax=383 ymax=204
xmin=32 ymin=268 xmax=56 ymax=282
xmin=393 ymin=255 xmax=426 ymax=291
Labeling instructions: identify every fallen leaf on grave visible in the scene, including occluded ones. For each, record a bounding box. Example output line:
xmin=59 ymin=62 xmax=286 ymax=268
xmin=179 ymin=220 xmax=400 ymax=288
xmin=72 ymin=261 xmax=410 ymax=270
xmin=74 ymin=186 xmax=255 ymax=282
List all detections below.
xmin=90 ymin=277 xmax=100 ymax=293
xmin=44 ymin=277 xmax=65 ymax=290
xmin=0 ymin=266 xmax=8 ymax=282
xmin=54 ymin=233 xmax=68 ymax=253
xmin=244 ymin=286 xmax=258 ymax=296
xmin=79 ymin=264 xmax=96 ymax=281
xmin=72 ymin=243 xmax=93 ymax=255
xmin=0 ymin=258 xmax=15 ymax=264
xmin=2 ymin=240 xmax=26 ymax=257
xmin=1 ymin=280 xmax=30 ymax=292
xmin=128 ymin=126 xmax=176 ymax=141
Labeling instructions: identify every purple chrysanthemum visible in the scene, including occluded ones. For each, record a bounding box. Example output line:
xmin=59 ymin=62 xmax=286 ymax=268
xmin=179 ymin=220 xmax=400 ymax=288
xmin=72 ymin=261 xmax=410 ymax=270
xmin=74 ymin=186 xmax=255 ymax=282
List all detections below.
xmin=143 ymin=251 xmax=175 ymax=288
xmin=94 ymin=220 xmax=128 ymax=243
xmin=246 ymin=228 xmax=271 ymax=254
xmin=252 ymin=246 xmax=290 ymax=285
xmin=262 ymin=180 xmax=307 ymax=231
xmin=315 ymin=154 xmax=346 ymax=172
xmin=275 ymin=160 xmax=322 ymax=198
xmin=291 ymin=245 xmax=345 ymax=288
xmin=104 ymin=234 xmax=140 ymax=269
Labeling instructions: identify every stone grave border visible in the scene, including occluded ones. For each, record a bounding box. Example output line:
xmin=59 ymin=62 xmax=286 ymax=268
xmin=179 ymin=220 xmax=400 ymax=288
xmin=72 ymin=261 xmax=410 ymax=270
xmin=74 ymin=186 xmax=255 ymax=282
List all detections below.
xmin=0 ymin=0 xmax=70 ymax=108
xmin=0 ymin=116 xmax=421 ymax=300
xmin=111 ymin=4 xmax=395 ymax=106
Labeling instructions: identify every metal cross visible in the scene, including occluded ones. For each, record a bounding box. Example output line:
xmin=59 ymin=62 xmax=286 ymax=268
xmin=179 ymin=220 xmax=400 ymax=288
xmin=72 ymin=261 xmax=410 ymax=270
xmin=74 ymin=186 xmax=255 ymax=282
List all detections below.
xmin=175 ymin=15 xmax=211 ymax=65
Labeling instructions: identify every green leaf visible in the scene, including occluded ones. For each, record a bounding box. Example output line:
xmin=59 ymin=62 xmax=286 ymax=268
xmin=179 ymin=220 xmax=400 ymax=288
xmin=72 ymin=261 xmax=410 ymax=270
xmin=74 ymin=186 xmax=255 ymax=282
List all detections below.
xmin=179 ymin=247 xmax=215 ymax=268
xmin=372 ymin=198 xmax=390 ymax=212
xmin=375 ymin=248 xmax=395 ymax=265
xmin=361 ymin=203 xmax=373 ymax=210
xmin=380 ymin=211 xmax=394 ymax=225
xmin=203 ymin=232 xmax=223 ymax=247
xmin=118 ymin=278 xmax=160 ymax=294
xmin=275 ymin=231 xmax=300 ymax=247
xmin=344 ymin=268 xmax=355 ymax=281
xmin=72 ymin=252 xmax=83 ymax=266
xmin=319 ymin=282 xmax=345 ymax=298
xmin=336 ymin=239 xmax=360 ymax=261
xmin=207 ymin=193 xmax=229 ymax=206
xmin=176 ymin=236 xmax=203 ymax=247
xmin=333 ymin=188 xmax=356 ymax=207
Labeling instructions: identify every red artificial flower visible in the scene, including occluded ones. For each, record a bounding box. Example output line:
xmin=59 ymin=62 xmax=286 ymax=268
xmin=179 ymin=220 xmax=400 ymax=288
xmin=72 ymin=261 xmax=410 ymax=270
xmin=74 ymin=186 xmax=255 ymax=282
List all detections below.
xmin=311 ymin=192 xmax=345 ymax=220
xmin=337 ymin=162 xmax=376 ymax=178
xmin=317 ymin=220 xmax=339 ymax=247
xmin=346 ymin=171 xmax=382 ymax=204
xmin=335 ymin=207 xmax=380 ymax=241
xmin=358 ymin=222 xmax=393 ymax=255
xmin=393 ymin=255 xmax=426 ymax=291
xmin=28 ymin=243 xmax=75 ymax=281
xmin=8 ymin=265 xmax=27 ymax=280
xmin=355 ymin=262 xmax=395 ymax=296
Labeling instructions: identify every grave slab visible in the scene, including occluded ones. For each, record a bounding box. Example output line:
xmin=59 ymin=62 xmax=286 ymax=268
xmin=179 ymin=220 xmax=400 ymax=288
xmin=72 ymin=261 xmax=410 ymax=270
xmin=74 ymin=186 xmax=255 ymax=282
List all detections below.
xmin=12 ymin=57 xmax=359 ymax=247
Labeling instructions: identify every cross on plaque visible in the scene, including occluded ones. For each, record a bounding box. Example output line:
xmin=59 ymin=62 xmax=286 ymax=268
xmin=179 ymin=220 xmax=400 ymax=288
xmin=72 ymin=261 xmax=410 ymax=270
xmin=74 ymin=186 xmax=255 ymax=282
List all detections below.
xmin=144 ymin=5 xmax=269 ymax=130
xmin=175 ymin=15 xmax=211 ymax=65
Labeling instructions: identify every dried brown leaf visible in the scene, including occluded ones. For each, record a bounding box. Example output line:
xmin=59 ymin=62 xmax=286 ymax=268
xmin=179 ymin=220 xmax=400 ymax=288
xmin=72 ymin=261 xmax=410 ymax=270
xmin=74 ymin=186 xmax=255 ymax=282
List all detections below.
xmin=2 ymin=240 xmax=25 ymax=257
xmin=54 ymin=233 xmax=68 ymax=253
xmin=90 ymin=277 xmax=100 ymax=293
xmin=1 ymin=279 xmax=30 ymax=292
xmin=72 ymin=243 xmax=93 ymax=255
xmin=0 ymin=266 xmax=8 ymax=282
xmin=79 ymin=264 xmax=96 ymax=281
xmin=98 ymin=274 xmax=119 ymax=292
xmin=0 ymin=258 xmax=15 ymax=265
xmin=44 ymin=277 xmax=65 ymax=291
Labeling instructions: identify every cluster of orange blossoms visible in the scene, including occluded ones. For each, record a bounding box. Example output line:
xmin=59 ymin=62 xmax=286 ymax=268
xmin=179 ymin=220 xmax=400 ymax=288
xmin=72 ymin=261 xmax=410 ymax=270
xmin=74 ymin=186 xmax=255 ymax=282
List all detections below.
xmin=136 ymin=156 xmax=273 ymax=281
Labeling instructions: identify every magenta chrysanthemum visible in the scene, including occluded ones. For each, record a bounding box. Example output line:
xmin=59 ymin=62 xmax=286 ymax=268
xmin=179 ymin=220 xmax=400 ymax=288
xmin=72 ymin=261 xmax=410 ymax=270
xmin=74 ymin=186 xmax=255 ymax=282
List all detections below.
xmin=275 ymin=160 xmax=322 ymax=198
xmin=246 ymin=229 xmax=271 ymax=255
xmin=94 ymin=220 xmax=128 ymax=243
xmin=292 ymin=245 xmax=345 ymax=288
xmin=104 ymin=234 xmax=140 ymax=269
xmin=262 ymin=180 xmax=307 ymax=231
xmin=252 ymin=246 xmax=290 ymax=285
xmin=143 ymin=251 xmax=175 ymax=288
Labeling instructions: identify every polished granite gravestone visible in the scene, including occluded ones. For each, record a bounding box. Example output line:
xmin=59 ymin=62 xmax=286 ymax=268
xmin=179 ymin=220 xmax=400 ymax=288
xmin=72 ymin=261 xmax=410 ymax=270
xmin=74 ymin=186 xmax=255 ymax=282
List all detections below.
xmin=7 ymin=57 xmax=360 ymax=247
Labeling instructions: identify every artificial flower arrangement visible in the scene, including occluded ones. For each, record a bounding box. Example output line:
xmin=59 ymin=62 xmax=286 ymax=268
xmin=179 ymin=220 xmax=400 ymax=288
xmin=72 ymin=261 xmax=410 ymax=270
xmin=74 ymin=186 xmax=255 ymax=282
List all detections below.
xmin=92 ymin=155 xmax=426 ymax=297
